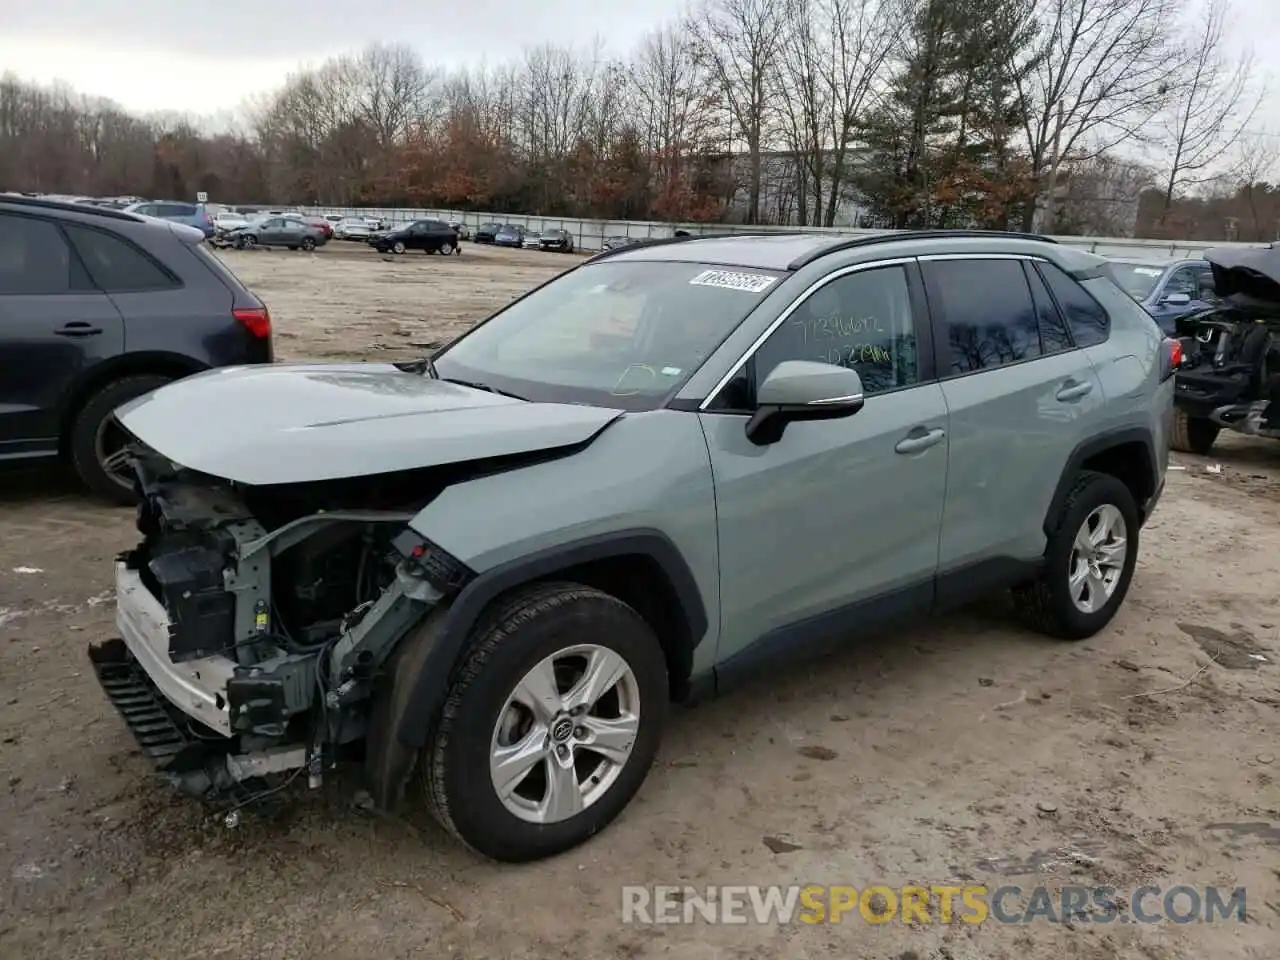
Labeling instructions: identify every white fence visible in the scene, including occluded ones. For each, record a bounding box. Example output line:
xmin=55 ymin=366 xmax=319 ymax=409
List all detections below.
xmin=300 ymin=205 xmax=1263 ymax=259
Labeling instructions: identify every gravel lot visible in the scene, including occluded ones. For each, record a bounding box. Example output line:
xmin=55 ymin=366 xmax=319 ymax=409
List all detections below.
xmin=1 ymin=241 xmax=1277 ymax=960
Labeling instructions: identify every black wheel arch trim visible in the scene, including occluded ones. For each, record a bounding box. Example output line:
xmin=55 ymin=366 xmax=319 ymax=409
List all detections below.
xmin=393 ymin=528 xmax=709 ymax=750
xmin=1044 ymin=426 xmax=1159 ymax=534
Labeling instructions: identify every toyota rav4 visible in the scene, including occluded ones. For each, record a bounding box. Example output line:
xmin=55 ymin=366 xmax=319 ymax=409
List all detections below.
xmin=88 ymin=230 xmax=1175 ymax=862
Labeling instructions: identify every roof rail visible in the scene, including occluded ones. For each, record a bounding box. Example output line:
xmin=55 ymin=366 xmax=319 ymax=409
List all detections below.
xmin=585 ymin=230 xmax=809 ymax=264
xmin=0 ymin=194 xmax=144 ymax=222
xmin=786 ymin=229 xmax=1059 ymax=269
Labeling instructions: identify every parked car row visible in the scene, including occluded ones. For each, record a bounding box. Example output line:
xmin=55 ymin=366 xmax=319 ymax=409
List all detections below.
xmin=473 ymin=222 xmax=579 ymax=253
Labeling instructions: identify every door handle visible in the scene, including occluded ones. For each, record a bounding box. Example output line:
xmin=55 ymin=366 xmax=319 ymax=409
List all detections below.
xmin=895 ymin=427 xmax=946 ymax=454
xmin=55 ymin=322 xmax=103 ymax=337
xmin=1056 ymin=379 xmax=1093 ymax=402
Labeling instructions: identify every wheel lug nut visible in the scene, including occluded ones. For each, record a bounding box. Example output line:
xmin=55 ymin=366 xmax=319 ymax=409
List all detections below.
xmin=574 ymin=726 xmax=586 ymax=739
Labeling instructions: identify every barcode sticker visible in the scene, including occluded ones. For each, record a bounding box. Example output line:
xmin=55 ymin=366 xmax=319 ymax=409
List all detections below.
xmin=689 ymin=269 xmax=778 ymax=293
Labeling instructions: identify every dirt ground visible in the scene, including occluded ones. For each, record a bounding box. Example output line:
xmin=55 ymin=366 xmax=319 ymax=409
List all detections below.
xmin=1 ymin=242 xmax=1277 ymax=960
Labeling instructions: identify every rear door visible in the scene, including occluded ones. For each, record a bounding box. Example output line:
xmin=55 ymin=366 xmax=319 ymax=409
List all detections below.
xmin=0 ymin=213 xmax=124 ymax=458
xmin=922 ymin=255 xmax=1106 ymax=582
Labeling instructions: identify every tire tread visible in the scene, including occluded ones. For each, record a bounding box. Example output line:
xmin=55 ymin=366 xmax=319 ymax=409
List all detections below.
xmin=1011 ymin=470 xmax=1137 ymax=640
xmin=420 ymin=581 xmax=644 ymax=854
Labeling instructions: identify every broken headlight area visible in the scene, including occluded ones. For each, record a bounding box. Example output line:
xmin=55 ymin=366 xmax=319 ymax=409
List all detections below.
xmin=89 ymin=448 xmax=473 ymax=803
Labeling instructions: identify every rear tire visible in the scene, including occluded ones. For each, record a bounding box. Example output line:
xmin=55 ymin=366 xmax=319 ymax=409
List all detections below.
xmin=68 ymin=374 xmax=173 ymax=505
xmin=418 ymin=582 xmax=668 ymax=862
xmin=439 ymin=241 xmax=455 ymax=256
xmin=1170 ymin=407 xmax=1219 ymax=455
xmin=301 ymin=237 xmax=316 ymax=251
xmin=1011 ymin=471 xmax=1139 ymax=640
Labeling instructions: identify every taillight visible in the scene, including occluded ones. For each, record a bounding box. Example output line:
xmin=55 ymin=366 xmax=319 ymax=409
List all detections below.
xmin=1160 ymin=337 xmax=1182 ymax=381
xmin=233 ymin=306 xmax=271 ymax=338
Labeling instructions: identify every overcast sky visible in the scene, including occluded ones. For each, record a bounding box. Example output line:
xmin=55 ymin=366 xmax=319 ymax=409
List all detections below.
xmin=1 ymin=0 xmax=1277 ymax=135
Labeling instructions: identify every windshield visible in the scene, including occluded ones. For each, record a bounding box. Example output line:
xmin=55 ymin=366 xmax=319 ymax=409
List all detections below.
xmin=1105 ymin=261 xmax=1166 ymax=301
xmin=433 ymin=260 xmax=785 ymax=411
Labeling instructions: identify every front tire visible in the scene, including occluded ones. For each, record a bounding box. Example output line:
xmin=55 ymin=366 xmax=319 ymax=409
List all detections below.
xmin=1012 ymin=471 xmax=1139 ymax=640
xmin=68 ymin=374 xmax=173 ymax=505
xmin=1170 ymin=407 xmax=1219 ymax=455
xmin=392 ymin=241 xmax=406 ymax=255
xmin=420 ymin=583 xmax=668 ymax=862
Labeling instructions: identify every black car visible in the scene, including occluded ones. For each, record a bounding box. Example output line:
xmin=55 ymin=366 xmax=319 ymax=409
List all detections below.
xmin=474 ymin=222 xmax=503 ymax=244
xmin=372 ymin=219 xmax=460 ymax=255
xmin=0 ymin=195 xmax=272 ymax=502
xmin=1171 ymin=244 xmax=1280 ymax=454
xmin=538 ymin=228 xmax=575 ymax=253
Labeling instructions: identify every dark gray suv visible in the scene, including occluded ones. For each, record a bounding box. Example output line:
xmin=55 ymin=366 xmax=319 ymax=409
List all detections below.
xmin=0 ymin=195 xmax=273 ymax=502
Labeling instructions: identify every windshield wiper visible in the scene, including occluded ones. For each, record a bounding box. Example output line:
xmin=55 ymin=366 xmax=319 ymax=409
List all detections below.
xmin=438 ymin=377 xmax=528 ymax=401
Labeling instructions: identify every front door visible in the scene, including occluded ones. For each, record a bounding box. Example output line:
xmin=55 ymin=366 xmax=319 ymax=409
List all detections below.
xmin=0 ymin=213 xmax=124 ymax=459
xmin=699 ymin=261 xmax=949 ymax=667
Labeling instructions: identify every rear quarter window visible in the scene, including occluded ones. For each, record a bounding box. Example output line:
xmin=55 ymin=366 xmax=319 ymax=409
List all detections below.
xmin=63 ymin=224 xmax=179 ymax=292
xmin=190 ymin=243 xmax=250 ymax=295
xmin=1037 ymin=261 xmax=1111 ymax=347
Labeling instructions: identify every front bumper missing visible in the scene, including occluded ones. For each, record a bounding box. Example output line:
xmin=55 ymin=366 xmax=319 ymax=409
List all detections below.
xmin=111 ymin=560 xmax=235 ymax=736
xmin=91 ymin=562 xmax=310 ymax=800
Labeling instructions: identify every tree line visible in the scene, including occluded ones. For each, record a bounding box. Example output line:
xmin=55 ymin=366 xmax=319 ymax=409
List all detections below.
xmin=1 ymin=0 xmax=1276 ymax=239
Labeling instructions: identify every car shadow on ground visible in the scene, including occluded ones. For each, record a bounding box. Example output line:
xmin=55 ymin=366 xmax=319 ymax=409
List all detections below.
xmin=0 ymin=465 xmax=100 ymax=506
xmin=108 ymin=593 xmax=1047 ymax=870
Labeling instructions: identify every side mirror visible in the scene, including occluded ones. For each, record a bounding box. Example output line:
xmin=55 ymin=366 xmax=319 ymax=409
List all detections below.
xmin=1162 ymin=292 xmax=1192 ymax=306
xmin=745 ymin=360 xmax=865 ymax=446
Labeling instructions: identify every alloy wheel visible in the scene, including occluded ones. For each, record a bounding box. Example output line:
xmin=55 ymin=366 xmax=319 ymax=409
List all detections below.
xmin=489 ymin=644 xmax=640 ymax=824
xmin=1068 ymin=504 xmax=1128 ymax=614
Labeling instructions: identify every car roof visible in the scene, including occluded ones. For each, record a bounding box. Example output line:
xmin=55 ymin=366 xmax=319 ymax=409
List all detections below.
xmin=2 ymin=193 xmax=145 ymax=223
xmin=595 ymin=230 xmax=1082 ymax=272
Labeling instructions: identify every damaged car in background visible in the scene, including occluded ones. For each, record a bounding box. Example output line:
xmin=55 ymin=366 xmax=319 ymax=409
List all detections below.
xmin=1170 ymin=244 xmax=1280 ymax=454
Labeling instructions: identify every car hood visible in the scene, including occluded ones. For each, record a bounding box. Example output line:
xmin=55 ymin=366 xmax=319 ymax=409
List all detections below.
xmin=114 ymin=363 xmax=624 ymax=486
xmin=1204 ymin=246 xmax=1280 ymax=302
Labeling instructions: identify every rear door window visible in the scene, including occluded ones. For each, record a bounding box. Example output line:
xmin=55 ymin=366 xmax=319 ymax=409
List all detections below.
xmin=1037 ymin=261 xmax=1111 ymax=347
xmin=925 ymin=258 xmax=1042 ymax=375
xmin=0 ymin=214 xmax=92 ymax=294
xmin=64 ymin=224 xmax=179 ymax=292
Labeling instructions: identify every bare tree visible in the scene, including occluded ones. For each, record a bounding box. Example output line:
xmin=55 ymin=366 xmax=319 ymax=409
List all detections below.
xmin=1232 ymin=132 xmax=1280 ymax=240
xmin=820 ymin=0 xmax=900 ymax=224
xmin=689 ymin=0 xmax=787 ymax=223
xmin=776 ymin=0 xmax=827 ymax=224
xmin=1156 ymin=0 xmax=1261 ymax=223
xmin=1014 ymin=0 xmax=1187 ymax=232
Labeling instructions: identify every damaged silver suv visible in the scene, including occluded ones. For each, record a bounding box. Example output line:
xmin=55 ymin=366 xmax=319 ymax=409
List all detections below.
xmin=90 ymin=231 xmax=1175 ymax=862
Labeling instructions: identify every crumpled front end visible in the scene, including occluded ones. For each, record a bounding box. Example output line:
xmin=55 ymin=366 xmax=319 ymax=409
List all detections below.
xmin=88 ymin=447 xmax=472 ymax=802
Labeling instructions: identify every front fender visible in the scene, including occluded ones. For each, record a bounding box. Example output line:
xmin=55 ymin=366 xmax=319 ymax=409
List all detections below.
xmin=393 ymin=410 xmax=720 ymax=749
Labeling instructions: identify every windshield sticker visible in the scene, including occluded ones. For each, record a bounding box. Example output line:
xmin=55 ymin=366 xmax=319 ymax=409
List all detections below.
xmin=689 ymin=269 xmax=778 ymax=293
xmin=1133 ymin=268 xmax=1163 ymax=277
xmin=661 ymin=366 xmax=683 ymax=376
